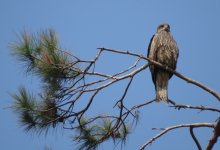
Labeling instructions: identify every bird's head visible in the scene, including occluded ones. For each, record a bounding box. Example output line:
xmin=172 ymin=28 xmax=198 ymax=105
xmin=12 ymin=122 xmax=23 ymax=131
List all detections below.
xmin=157 ymin=23 xmax=170 ymax=33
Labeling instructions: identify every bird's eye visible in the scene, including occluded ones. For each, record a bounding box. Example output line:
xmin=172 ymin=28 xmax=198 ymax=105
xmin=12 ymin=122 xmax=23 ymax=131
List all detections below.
xmin=159 ymin=25 xmax=164 ymax=28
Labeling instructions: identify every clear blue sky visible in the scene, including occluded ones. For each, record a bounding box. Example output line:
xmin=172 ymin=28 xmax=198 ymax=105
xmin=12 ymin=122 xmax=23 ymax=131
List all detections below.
xmin=1 ymin=0 xmax=220 ymax=150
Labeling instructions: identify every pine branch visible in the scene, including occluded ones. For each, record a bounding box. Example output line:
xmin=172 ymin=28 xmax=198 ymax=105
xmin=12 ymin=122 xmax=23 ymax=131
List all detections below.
xmin=11 ymin=33 xmax=220 ymax=150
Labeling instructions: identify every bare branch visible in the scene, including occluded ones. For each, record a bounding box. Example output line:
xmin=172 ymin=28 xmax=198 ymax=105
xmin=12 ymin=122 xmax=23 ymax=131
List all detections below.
xmin=130 ymin=99 xmax=156 ymax=110
xmin=190 ymin=127 xmax=202 ymax=150
xmin=97 ymin=47 xmax=146 ymax=59
xmin=99 ymin=47 xmax=220 ymax=102
xmin=12 ymin=40 xmax=220 ymax=150
xmin=206 ymin=118 xmax=220 ymax=150
xmin=140 ymin=123 xmax=215 ymax=150
xmin=170 ymin=104 xmax=220 ymax=113
xmin=84 ymin=64 xmax=148 ymax=92
xmin=114 ymin=77 xmax=134 ymax=129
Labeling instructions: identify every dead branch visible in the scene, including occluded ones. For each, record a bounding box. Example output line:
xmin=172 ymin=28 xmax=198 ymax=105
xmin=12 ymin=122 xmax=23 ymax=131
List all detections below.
xmin=55 ymin=48 xmax=220 ymax=149
xmin=99 ymin=47 xmax=220 ymax=102
xmin=206 ymin=118 xmax=220 ymax=150
xmin=27 ymin=47 xmax=220 ymax=149
xmin=170 ymin=104 xmax=220 ymax=113
xmin=139 ymin=123 xmax=215 ymax=150
xmin=190 ymin=127 xmax=202 ymax=150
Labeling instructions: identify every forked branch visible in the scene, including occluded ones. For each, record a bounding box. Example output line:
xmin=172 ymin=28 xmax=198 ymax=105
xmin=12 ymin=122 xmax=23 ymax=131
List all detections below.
xmin=139 ymin=123 xmax=215 ymax=150
xmin=206 ymin=118 xmax=220 ymax=150
xmin=99 ymin=47 xmax=220 ymax=102
xmin=12 ymin=37 xmax=220 ymax=150
xmin=190 ymin=127 xmax=202 ymax=150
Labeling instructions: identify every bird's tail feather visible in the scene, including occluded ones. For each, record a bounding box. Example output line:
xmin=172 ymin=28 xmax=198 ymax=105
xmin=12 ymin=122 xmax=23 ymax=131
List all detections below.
xmin=155 ymin=72 xmax=169 ymax=103
xmin=156 ymin=86 xmax=168 ymax=103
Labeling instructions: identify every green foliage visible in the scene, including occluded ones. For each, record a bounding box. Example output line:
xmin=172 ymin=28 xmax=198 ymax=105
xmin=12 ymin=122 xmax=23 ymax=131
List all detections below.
xmin=11 ymin=31 xmax=37 ymax=72
xmin=12 ymin=87 xmax=38 ymax=131
xmin=118 ymin=123 xmax=130 ymax=144
xmin=11 ymin=86 xmax=62 ymax=133
xmin=12 ymin=86 xmax=36 ymax=112
xmin=11 ymin=29 xmax=80 ymax=94
xmin=73 ymin=117 xmax=131 ymax=150
xmin=10 ymin=29 xmax=133 ymax=149
xmin=11 ymin=29 xmax=81 ymax=133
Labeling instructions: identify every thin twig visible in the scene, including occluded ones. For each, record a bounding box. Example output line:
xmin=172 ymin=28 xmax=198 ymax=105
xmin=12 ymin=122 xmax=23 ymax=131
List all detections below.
xmin=129 ymin=99 xmax=156 ymax=112
xmin=97 ymin=47 xmax=146 ymax=59
xmin=114 ymin=77 xmax=134 ymax=129
xmin=190 ymin=127 xmax=202 ymax=150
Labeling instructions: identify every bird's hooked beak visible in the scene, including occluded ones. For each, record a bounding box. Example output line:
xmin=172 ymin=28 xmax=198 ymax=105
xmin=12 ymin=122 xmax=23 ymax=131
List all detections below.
xmin=165 ymin=25 xmax=170 ymax=32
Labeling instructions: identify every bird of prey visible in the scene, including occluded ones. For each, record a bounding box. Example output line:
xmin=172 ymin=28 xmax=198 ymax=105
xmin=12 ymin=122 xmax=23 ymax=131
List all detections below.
xmin=147 ymin=23 xmax=179 ymax=103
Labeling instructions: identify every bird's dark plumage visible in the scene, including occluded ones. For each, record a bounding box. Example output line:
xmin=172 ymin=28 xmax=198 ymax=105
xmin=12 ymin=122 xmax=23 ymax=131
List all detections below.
xmin=147 ymin=23 xmax=179 ymax=103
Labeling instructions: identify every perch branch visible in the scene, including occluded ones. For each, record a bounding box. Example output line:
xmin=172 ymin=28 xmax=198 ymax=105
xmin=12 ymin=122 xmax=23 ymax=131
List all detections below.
xmin=98 ymin=47 xmax=220 ymax=102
